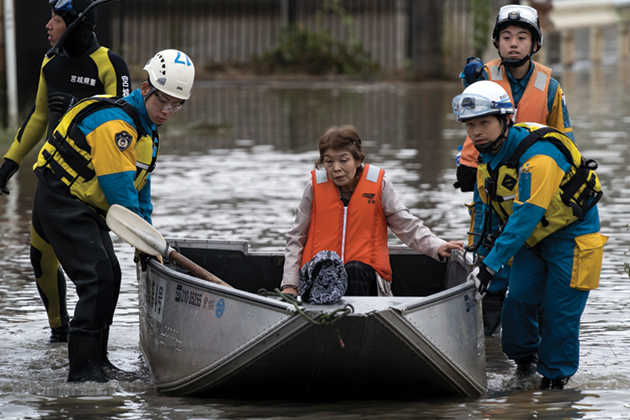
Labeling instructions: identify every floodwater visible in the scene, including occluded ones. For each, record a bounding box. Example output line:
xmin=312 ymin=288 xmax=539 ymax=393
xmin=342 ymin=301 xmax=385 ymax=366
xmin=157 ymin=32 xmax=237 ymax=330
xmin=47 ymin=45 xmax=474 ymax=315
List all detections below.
xmin=2 ymin=62 xmax=630 ymax=419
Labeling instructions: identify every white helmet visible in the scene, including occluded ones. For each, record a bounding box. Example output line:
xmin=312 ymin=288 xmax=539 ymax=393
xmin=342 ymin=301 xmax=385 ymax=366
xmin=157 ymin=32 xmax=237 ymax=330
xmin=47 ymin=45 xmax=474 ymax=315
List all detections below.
xmin=492 ymin=5 xmax=543 ymax=53
xmin=144 ymin=49 xmax=195 ymax=100
xmin=452 ymin=81 xmax=514 ymax=122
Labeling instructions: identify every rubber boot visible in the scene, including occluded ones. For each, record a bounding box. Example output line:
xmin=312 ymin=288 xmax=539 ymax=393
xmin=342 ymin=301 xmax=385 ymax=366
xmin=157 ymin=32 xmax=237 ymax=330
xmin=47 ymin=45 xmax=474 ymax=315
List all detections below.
xmin=50 ymin=322 xmax=69 ymax=343
xmin=515 ymin=353 xmax=539 ymax=379
xmin=67 ymin=332 xmax=109 ymax=382
xmin=541 ymin=376 xmax=570 ymax=390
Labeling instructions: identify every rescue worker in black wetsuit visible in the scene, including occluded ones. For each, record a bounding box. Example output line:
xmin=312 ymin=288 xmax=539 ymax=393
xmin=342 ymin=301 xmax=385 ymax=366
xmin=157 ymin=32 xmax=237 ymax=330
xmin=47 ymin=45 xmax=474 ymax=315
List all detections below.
xmin=0 ymin=0 xmax=131 ymax=343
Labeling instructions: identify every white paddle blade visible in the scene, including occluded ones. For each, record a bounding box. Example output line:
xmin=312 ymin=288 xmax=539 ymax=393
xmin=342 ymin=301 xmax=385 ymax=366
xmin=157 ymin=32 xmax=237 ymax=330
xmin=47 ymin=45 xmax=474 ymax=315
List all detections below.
xmin=106 ymin=204 xmax=167 ymax=257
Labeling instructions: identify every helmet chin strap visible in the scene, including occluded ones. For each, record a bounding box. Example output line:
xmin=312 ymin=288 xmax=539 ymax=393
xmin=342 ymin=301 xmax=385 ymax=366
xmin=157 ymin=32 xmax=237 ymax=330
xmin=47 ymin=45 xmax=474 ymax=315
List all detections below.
xmin=500 ymin=52 xmax=532 ymax=68
xmin=474 ymin=116 xmax=511 ymax=154
xmin=143 ymin=83 xmax=156 ymax=100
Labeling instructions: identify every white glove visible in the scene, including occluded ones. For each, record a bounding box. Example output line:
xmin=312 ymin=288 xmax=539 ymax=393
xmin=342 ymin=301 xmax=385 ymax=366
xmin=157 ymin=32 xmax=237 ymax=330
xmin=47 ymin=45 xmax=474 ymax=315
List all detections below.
xmin=467 ymin=263 xmax=495 ymax=301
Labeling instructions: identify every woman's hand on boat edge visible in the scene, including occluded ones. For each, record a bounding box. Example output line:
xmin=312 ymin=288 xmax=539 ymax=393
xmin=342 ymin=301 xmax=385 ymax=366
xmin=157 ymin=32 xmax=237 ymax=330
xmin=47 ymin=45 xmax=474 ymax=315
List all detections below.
xmin=281 ymin=286 xmax=298 ymax=295
xmin=438 ymin=241 xmax=465 ymax=258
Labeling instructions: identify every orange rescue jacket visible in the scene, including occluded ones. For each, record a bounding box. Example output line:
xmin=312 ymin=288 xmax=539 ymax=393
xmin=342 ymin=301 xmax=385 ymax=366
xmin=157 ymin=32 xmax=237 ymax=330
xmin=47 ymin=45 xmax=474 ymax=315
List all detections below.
xmin=301 ymin=164 xmax=392 ymax=281
xmin=459 ymin=59 xmax=552 ymax=168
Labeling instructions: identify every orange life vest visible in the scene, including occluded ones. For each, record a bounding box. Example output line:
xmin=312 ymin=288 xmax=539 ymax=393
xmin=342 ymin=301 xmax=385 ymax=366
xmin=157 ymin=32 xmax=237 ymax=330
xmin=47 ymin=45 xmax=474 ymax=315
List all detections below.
xmin=459 ymin=60 xmax=552 ymax=168
xmin=301 ymin=164 xmax=392 ymax=281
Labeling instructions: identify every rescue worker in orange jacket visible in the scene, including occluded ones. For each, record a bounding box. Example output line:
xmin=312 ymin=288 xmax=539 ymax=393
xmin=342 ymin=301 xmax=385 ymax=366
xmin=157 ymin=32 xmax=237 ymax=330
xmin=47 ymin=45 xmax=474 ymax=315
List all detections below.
xmin=457 ymin=4 xmax=574 ymax=185
xmin=454 ymin=4 xmax=574 ymax=336
xmin=280 ymin=125 xmax=464 ymax=297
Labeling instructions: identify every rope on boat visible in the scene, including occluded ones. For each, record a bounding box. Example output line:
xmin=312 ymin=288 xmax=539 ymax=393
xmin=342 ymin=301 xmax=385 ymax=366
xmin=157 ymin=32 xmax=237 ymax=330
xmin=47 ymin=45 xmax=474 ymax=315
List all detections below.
xmin=258 ymin=288 xmax=354 ymax=348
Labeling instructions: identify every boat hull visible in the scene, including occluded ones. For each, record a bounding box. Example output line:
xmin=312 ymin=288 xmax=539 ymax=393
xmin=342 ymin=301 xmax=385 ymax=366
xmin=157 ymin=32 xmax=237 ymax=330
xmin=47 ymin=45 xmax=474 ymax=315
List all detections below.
xmin=138 ymin=240 xmax=486 ymax=399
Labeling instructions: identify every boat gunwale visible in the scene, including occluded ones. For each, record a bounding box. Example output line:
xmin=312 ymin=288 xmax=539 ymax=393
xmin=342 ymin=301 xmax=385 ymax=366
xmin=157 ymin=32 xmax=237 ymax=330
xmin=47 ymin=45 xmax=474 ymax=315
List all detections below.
xmin=143 ymin=241 xmax=475 ymax=314
xmin=143 ymin=259 xmax=295 ymax=312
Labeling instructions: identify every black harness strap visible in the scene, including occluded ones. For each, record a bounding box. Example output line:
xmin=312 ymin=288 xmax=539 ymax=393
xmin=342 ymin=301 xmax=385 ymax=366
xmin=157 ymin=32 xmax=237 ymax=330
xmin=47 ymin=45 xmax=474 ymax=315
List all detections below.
xmin=45 ymin=97 xmax=149 ymax=184
xmin=43 ymin=150 xmax=75 ymax=185
xmin=506 ymin=126 xmax=557 ymax=169
xmin=506 ymin=126 xmax=601 ymax=221
xmin=115 ymin=98 xmax=148 ymax=138
xmin=47 ymin=131 xmax=96 ymax=182
xmin=67 ymin=98 xmax=147 ymax=144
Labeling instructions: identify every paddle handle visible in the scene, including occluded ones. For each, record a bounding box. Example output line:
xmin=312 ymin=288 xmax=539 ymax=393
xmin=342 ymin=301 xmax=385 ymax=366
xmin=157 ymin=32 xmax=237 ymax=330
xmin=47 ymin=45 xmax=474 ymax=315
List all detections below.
xmin=167 ymin=249 xmax=233 ymax=289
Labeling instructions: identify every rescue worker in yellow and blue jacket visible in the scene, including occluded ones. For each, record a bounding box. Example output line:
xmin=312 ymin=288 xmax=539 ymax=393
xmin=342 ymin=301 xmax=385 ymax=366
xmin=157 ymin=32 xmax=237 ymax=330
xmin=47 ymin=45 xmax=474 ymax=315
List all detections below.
xmin=31 ymin=49 xmax=195 ymax=383
xmin=0 ymin=0 xmax=130 ymax=343
xmin=453 ymin=81 xmax=607 ymax=390
xmin=454 ymin=5 xmax=574 ymax=336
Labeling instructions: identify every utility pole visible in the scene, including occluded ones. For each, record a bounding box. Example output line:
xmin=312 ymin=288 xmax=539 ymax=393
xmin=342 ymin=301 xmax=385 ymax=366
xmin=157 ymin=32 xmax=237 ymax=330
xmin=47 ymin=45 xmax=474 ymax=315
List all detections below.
xmin=3 ymin=0 xmax=18 ymax=127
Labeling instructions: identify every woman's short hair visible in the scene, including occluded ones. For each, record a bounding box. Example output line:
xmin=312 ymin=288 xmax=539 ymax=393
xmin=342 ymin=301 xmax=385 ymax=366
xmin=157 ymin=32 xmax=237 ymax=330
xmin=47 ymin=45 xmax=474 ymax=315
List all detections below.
xmin=315 ymin=125 xmax=365 ymax=168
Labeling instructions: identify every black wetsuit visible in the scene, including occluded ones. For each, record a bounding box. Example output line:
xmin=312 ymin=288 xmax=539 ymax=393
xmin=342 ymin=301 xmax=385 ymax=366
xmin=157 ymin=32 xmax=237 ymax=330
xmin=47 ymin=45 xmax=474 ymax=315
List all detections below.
xmin=3 ymin=30 xmax=130 ymax=336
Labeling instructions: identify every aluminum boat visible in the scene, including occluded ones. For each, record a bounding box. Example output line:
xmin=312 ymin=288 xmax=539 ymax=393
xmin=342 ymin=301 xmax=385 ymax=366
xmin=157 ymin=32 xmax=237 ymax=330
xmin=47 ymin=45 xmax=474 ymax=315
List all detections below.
xmin=137 ymin=239 xmax=486 ymax=400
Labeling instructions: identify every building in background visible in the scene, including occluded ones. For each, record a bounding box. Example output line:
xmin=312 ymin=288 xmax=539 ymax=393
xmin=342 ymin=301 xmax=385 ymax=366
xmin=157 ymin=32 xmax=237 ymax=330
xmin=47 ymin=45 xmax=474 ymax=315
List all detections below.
xmin=2 ymin=0 xmax=629 ymax=126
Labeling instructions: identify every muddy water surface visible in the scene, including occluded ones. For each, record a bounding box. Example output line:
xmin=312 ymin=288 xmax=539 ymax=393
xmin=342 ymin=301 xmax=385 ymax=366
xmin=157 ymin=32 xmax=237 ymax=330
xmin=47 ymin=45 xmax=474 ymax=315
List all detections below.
xmin=1 ymin=64 xmax=630 ymax=419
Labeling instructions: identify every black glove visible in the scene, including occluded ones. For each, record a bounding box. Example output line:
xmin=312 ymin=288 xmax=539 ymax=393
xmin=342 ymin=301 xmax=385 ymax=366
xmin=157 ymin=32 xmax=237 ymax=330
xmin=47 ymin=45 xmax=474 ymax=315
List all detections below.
xmin=48 ymin=92 xmax=78 ymax=115
xmin=463 ymin=56 xmax=484 ymax=84
xmin=468 ymin=262 xmax=494 ymax=299
xmin=0 ymin=158 xmax=19 ymax=195
xmin=134 ymin=250 xmax=163 ymax=271
xmin=454 ymin=165 xmax=477 ymax=192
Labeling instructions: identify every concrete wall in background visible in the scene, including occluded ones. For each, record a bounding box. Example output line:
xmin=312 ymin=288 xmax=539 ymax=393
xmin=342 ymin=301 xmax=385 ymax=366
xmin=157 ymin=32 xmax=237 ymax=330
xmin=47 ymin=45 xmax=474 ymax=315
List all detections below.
xmin=3 ymin=0 xmax=630 ymax=125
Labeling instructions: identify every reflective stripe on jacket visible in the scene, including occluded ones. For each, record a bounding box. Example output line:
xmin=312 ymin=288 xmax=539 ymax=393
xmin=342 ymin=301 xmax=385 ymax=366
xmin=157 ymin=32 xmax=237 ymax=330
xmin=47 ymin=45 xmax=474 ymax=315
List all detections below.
xmin=459 ymin=60 xmax=552 ymax=169
xmin=487 ymin=58 xmax=551 ymax=124
xmin=477 ymin=123 xmax=601 ymax=247
xmin=301 ymin=164 xmax=392 ymax=281
xmin=34 ymin=95 xmax=157 ymax=214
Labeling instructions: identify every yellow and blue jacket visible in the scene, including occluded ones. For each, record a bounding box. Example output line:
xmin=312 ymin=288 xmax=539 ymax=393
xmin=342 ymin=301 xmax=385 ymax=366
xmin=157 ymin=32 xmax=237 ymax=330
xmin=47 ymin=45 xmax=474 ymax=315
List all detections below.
xmin=34 ymin=89 xmax=158 ymax=223
xmin=477 ymin=123 xmax=601 ymax=272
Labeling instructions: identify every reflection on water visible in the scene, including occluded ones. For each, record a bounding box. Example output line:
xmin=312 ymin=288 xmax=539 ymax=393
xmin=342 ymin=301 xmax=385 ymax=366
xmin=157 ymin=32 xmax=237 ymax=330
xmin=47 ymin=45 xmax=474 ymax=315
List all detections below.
xmin=2 ymin=63 xmax=630 ymax=418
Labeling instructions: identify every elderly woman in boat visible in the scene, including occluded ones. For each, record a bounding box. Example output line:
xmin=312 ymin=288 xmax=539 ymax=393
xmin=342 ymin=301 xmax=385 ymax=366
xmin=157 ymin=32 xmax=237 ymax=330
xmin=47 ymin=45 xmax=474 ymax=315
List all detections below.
xmin=280 ymin=125 xmax=464 ymax=300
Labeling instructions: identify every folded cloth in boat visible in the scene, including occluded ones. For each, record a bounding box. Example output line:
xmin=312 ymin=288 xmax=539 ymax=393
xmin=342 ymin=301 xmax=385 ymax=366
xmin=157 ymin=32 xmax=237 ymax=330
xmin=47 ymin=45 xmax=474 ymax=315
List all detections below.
xmin=299 ymin=250 xmax=347 ymax=304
